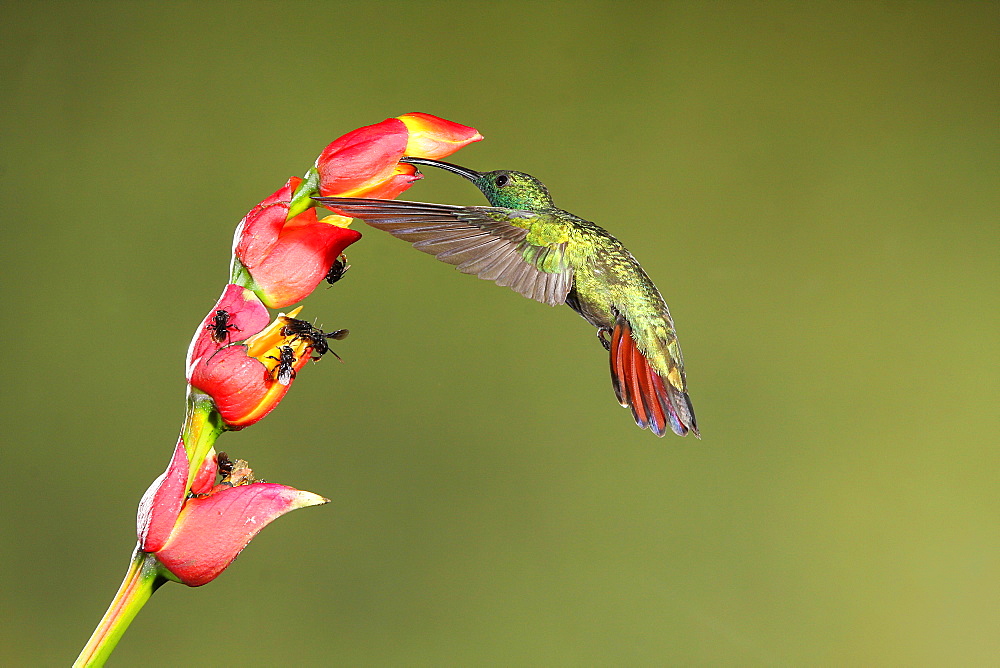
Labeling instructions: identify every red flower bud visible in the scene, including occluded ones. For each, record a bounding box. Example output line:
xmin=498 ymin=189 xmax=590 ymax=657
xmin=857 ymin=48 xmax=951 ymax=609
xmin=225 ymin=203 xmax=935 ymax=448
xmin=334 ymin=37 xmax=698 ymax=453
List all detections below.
xmin=316 ymin=118 xmax=417 ymax=197
xmin=315 ymin=114 xmax=482 ymax=200
xmin=155 ymin=480 xmax=327 ymax=586
xmin=137 ymin=444 xmax=327 ymax=586
xmin=233 ymin=178 xmax=362 ymax=308
xmin=188 ymin=309 xmax=315 ymax=428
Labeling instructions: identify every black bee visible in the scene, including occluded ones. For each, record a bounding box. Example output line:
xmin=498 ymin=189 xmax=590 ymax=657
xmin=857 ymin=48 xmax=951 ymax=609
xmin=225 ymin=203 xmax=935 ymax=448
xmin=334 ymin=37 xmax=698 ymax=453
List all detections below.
xmin=216 ymin=451 xmax=234 ymax=479
xmin=187 ymin=451 xmax=237 ymax=498
xmin=206 ymin=309 xmax=241 ymax=343
xmin=267 ymin=345 xmax=298 ymax=385
xmin=281 ymin=318 xmax=349 ymax=361
xmin=324 ymin=254 xmax=350 ymax=285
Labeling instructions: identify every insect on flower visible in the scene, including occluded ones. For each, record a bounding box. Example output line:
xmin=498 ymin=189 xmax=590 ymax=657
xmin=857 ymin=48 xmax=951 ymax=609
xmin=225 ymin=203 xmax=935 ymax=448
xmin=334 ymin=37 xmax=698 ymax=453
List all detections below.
xmin=280 ymin=318 xmax=349 ymax=361
xmin=206 ymin=309 xmax=241 ymax=343
xmin=267 ymin=345 xmax=298 ymax=385
xmin=216 ymin=451 xmax=234 ymax=479
xmin=324 ymin=254 xmax=351 ymax=285
xmin=217 ymin=452 xmax=259 ymax=486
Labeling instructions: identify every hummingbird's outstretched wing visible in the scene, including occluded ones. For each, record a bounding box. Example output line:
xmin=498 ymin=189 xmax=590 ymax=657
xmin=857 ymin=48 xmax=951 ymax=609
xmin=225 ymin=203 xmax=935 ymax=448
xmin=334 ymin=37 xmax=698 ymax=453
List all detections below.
xmin=609 ymin=316 xmax=698 ymax=438
xmin=315 ymin=197 xmax=574 ymax=307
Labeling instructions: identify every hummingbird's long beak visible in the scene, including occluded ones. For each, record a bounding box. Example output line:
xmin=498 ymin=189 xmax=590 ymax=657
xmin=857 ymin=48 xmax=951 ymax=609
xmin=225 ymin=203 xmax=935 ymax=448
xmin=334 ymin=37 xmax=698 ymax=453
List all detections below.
xmin=400 ymin=157 xmax=482 ymax=182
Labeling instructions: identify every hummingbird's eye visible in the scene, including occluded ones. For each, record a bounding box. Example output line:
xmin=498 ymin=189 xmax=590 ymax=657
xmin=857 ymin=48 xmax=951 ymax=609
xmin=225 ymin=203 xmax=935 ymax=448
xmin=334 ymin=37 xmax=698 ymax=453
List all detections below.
xmin=495 ymin=174 xmax=509 ymax=187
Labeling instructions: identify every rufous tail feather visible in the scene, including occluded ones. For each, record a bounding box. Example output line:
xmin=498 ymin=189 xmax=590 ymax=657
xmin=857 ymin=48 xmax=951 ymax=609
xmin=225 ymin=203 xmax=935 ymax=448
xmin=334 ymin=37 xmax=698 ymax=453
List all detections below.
xmin=609 ymin=319 xmax=699 ymax=438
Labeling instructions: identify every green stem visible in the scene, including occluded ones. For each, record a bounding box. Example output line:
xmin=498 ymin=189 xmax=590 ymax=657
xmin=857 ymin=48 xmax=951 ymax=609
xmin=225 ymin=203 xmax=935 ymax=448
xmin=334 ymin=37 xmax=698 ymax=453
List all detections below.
xmin=73 ymin=548 xmax=167 ymax=667
xmin=287 ymin=167 xmax=320 ymax=219
xmin=182 ymin=390 xmax=226 ymax=488
xmin=229 ymin=256 xmax=259 ymax=291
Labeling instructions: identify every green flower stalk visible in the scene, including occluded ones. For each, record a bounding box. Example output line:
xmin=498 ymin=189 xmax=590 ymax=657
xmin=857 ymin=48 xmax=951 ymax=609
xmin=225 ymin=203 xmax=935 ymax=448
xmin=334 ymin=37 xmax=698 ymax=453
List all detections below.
xmin=73 ymin=550 xmax=166 ymax=668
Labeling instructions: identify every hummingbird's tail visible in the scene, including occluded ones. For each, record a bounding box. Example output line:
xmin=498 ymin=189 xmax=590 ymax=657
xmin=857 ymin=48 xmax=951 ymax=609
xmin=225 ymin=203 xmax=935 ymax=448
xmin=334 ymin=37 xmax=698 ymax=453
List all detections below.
xmin=609 ymin=319 xmax=699 ymax=438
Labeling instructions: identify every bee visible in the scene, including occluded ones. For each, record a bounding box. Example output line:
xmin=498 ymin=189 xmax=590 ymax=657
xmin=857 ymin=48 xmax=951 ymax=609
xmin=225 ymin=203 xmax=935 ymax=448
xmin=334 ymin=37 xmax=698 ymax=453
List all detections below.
xmin=324 ymin=254 xmax=350 ymax=285
xmin=281 ymin=318 xmax=349 ymax=361
xmin=266 ymin=345 xmax=298 ymax=385
xmin=187 ymin=451 xmax=238 ymax=498
xmin=206 ymin=309 xmax=241 ymax=343
xmin=216 ymin=451 xmax=234 ymax=479
xmin=216 ymin=452 xmax=260 ymax=487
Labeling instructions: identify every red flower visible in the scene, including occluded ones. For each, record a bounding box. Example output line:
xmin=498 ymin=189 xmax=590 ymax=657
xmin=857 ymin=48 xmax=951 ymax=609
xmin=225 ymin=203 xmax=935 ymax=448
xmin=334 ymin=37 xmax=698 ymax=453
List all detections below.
xmin=188 ymin=308 xmax=315 ymax=428
xmin=315 ymin=113 xmax=483 ymax=200
xmin=316 ymin=118 xmax=420 ymax=198
xmin=137 ymin=442 xmax=327 ymax=586
xmin=232 ymin=115 xmax=480 ymax=307
xmin=233 ymin=178 xmax=362 ymax=308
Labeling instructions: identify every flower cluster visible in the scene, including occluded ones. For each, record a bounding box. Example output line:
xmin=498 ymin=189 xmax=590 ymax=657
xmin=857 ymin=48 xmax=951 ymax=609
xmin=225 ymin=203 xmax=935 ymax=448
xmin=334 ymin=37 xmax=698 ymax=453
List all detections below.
xmin=152 ymin=112 xmax=482 ymax=582
xmin=233 ymin=113 xmax=483 ymax=309
xmin=76 ymin=113 xmax=482 ymax=666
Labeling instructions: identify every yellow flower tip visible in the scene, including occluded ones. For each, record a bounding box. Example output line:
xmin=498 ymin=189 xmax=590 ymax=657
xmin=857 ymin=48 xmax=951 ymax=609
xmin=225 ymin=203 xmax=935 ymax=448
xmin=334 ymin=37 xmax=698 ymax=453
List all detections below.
xmin=319 ymin=214 xmax=354 ymax=228
xmin=292 ymin=490 xmax=331 ymax=509
xmin=397 ymin=112 xmax=484 ymax=160
xmin=243 ymin=308 xmax=307 ymax=359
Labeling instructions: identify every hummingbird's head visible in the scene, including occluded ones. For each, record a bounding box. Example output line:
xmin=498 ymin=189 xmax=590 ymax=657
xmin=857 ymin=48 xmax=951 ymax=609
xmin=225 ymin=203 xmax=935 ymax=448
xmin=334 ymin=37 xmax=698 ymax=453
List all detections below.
xmin=401 ymin=157 xmax=556 ymax=210
xmin=475 ymin=170 xmax=555 ymax=210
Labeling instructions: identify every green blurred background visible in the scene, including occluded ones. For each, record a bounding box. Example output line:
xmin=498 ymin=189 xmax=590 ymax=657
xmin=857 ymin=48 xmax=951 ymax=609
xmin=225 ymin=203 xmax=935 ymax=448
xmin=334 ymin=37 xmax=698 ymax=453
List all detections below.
xmin=2 ymin=2 xmax=997 ymax=665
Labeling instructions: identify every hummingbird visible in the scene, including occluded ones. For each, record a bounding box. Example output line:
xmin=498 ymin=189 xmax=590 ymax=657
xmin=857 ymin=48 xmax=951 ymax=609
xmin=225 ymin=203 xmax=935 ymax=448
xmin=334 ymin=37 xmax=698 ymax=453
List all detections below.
xmin=314 ymin=157 xmax=698 ymax=438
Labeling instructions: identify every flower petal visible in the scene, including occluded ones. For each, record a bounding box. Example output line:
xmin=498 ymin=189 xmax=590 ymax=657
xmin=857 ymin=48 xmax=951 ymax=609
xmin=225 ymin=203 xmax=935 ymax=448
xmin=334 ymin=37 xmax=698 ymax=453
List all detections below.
xmin=186 ymin=284 xmax=270 ymax=377
xmin=316 ymin=118 xmax=408 ymax=196
xmin=337 ymin=163 xmax=421 ymax=200
xmin=153 ymin=483 xmax=329 ymax=586
xmin=188 ymin=344 xmax=272 ymax=428
xmin=398 ymin=112 xmax=484 ymax=160
xmin=136 ymin=438 xmax=189 ymax=553
xmin=250 ymin=211 xmax=362 ymax=309
xmin=233 ymin=178 xmax=301 ymax=269
xmin=190 ymin=449 xmax=222 ymax=496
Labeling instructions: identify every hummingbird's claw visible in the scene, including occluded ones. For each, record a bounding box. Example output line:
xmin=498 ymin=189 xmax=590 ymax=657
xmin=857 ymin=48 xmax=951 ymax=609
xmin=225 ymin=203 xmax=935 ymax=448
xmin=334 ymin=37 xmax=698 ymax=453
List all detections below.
xmin=597 ymin=328 xmax=612 ymax=352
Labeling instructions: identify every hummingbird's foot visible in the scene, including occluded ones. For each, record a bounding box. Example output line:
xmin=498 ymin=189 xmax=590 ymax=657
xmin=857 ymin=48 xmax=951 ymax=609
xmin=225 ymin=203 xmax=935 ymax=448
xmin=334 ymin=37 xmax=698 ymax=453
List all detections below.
xmin=597 ymin=328 xmax=612 ymax=351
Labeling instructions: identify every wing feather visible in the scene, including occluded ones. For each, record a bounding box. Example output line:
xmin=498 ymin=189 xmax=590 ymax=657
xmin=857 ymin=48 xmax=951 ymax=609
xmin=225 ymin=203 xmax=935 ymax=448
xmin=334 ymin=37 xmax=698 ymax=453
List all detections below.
xmin=315 ymin=196 xmax=573 ymax=307
xmin=456 ymin=241 xmax=513 ymax=275
xmin=479 ymin=249 xmax=522 ymax=282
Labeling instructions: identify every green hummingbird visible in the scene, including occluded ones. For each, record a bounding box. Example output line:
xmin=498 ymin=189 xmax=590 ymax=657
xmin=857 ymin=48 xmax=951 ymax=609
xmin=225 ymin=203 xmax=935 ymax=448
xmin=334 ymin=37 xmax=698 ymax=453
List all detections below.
xmin=314 ymin=157 xmax=698 ymax=438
